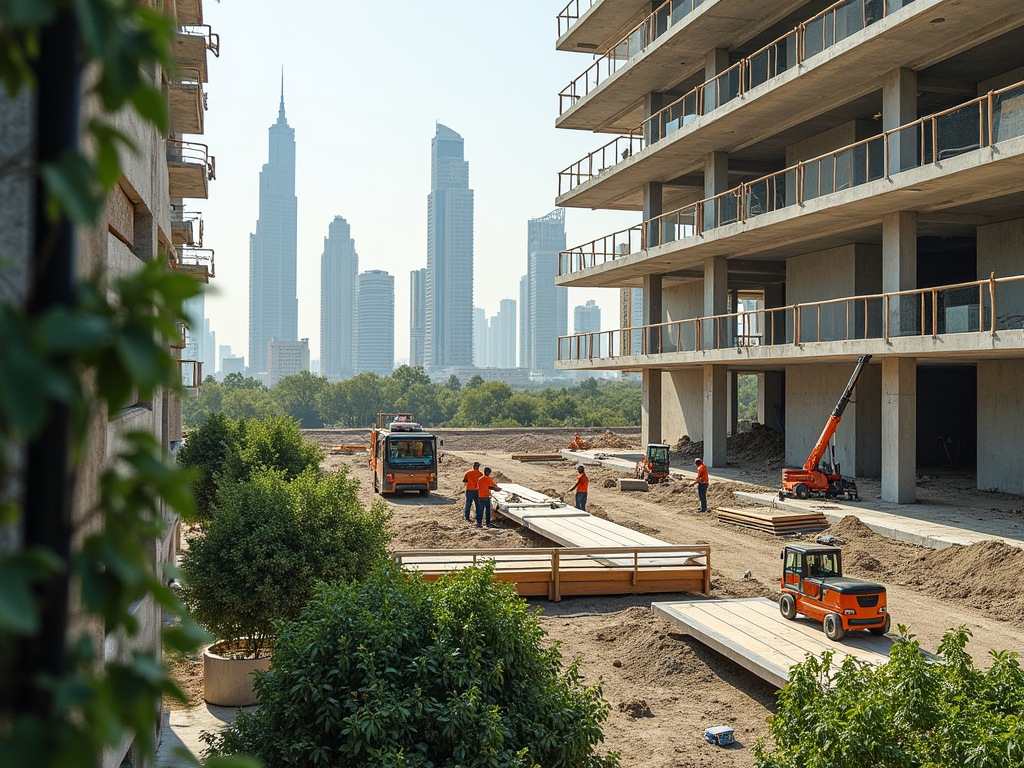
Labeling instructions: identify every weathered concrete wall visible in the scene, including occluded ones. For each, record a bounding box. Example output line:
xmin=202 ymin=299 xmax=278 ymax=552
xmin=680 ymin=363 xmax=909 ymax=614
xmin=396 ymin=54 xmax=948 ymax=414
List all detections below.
xmin=786 ymin=362 xmax=881 ymax=478
xmin=977 ymin=360 xmax=1024 ymax=495
xmin=662 ymin=280 xmax=703 ymax=352
xmin=662 ymin=368 xmax=703 ymax=444
xmin=977 ymin=218 xmax=1024 ymax=327
xmin=785 ymin=119 xmax=878 ymax=166
xmin=787 ymin=243 xmax=881 ymax=342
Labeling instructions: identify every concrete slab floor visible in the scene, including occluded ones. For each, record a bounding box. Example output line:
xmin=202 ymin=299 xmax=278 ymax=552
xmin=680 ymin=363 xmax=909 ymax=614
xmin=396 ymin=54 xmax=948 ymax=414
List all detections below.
xmin=156 ymin=704 xmax=253 ymax=766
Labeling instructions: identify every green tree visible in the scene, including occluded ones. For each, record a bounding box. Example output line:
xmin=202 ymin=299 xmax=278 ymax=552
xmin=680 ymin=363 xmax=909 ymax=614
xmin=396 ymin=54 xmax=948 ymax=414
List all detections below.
xmin=272 ymin=370 xmax=327 ymax=428
xmin=452 ymin=381 xmax=514 ymax=426
xmin=390 ymin=364 xmax=431 ymax=394
xmin=176 ymin=412 xmax=238 ymax=522
xmin=445 ymin=374 xmax=462 ymax=391
xmin=207 ymin=564 xmax=618 ymax=768
xmin=222 ymin=415 xmax=323 ymax=485
xmin=179 ymin=468 xmax=390 ymax=659
xmin=222 ymin=372 xmax=266 ymax=390
xmin=398 ymin=382 xmax=446 ymax=426
xmin=221 ymin=387 xmax=281 ymax=421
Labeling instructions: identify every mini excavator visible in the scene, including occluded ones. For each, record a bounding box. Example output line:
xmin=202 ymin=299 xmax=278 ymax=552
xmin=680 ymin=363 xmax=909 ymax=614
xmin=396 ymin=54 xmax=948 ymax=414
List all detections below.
xmin=780 ymin=355 xmax=871 ymax=501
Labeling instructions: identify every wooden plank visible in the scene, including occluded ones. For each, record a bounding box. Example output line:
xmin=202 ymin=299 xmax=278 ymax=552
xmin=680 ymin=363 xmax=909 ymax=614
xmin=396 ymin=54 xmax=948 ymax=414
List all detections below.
xmin=716 ymin=506 xmax=828 ymax=535
xmin=652 ymin=598 xmax=894 ymax=689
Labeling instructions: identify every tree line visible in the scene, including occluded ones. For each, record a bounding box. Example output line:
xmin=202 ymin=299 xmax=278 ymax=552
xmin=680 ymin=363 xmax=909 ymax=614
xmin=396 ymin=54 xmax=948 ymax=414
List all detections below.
xmin=183 ymin=366 xmax=643 ymax=430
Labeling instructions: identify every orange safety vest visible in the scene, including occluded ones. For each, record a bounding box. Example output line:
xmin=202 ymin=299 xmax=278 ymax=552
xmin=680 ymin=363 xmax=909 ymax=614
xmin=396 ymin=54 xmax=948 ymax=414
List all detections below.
xmin=463 ymin=469 xmax=482 ymax=491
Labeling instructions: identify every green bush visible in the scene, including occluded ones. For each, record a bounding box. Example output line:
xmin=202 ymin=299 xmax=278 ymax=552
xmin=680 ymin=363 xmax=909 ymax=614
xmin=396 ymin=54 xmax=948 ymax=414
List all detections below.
xmin=206 ymin=564 xmax=619 ymax=768
xmin=179 ymin=468 xmax=390 ymax=658
xmin=175 ymin=411 xmax=238 ymax=522
xmin=222 ymin=414 xmax=324 ymax=485
xmin=755 ymin=625 xmax=1024 ymax=768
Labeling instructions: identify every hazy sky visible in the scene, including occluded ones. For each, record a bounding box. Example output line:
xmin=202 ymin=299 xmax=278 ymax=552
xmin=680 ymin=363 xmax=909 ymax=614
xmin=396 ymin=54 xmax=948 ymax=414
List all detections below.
xmin=200 ymin=0 xmax=637 ymax=366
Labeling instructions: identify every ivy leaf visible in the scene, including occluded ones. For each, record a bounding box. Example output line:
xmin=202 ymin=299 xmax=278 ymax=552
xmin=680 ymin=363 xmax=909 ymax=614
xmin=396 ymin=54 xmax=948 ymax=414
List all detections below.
xmin=0 ymin=548 xmax=65 ymax=634
xmin=39 ymin=151 xmax=103 ymax=225
xmin=36 ymin=307 xmax=111 ymax=354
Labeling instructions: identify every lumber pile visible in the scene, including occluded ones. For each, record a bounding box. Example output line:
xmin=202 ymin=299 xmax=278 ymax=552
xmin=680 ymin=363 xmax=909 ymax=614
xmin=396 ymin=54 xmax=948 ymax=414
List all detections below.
xmin=511 ymin=453 xmax=565 ymax=462
xmin=327 ymin=444 xmax=368 ymax=454
xmin=716 ymin=506 xmax=828 ymax=535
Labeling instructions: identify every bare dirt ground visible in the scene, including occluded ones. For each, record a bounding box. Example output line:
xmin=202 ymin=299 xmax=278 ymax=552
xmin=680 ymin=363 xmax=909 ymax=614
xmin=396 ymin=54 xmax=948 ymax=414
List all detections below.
xmin=168 ymin=428 xmax=1024 ymax=765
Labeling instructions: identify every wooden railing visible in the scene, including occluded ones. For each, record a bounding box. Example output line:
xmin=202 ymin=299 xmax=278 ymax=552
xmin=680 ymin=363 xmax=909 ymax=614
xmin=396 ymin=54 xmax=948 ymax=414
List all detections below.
xmin=392 ymin=545 xmax=711 ymax=602
xmin=556 ymin=0 xmax=597 ymax=38
xmin=559 ymin=80 xmax=1024 ymax=275
xmin=558 ymin=274 xmax=1024 ymax=361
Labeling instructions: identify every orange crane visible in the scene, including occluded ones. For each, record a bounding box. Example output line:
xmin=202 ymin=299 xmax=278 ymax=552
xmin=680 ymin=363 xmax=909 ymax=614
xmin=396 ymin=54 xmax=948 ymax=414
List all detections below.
xmin=780 ymin=355 xmax=872 ymax=501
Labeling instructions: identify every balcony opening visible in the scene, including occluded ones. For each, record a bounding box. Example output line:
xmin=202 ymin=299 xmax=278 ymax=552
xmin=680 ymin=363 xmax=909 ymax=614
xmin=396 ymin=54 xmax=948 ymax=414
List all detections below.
xmin=917 ymin=363 xmax=977 ymax=470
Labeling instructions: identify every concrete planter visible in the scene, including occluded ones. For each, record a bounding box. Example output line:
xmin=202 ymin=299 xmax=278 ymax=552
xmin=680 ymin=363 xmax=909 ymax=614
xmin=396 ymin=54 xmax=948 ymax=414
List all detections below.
xmin=203 ymin=642 xmax=271 ymax=707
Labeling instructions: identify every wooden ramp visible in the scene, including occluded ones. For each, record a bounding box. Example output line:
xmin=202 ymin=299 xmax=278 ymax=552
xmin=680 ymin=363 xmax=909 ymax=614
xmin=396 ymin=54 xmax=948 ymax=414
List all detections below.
xmin=393 ymin=545 xmax=710 ymax=601
xmin=651 ymin=597 xmax=895 ymax=689
xmin=716 ymin=506 xmax=829 ymax=535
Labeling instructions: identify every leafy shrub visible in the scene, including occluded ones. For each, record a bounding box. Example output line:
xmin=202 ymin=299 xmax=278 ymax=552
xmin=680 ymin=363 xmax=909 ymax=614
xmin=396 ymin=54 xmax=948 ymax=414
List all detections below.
xmin=179 ymin=468 xmax=390 ymax=658
xmin=755 ymin=625 xmax=1024 ymax=768
xmin=206 ymin=564 xmax=619 ymax=768
xmin=222 ymin=414 xmax=324 ymax=485
xmin=176 ymin=411 xmax=238 ymax=522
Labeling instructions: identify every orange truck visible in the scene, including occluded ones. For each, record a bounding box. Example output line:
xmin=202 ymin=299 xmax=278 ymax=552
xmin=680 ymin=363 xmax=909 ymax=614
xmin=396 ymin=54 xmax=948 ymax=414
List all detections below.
xmin=779 ymin=544 xmax=890 ymax=640
xmin=369 ymin=413 xmax=439 ymax=496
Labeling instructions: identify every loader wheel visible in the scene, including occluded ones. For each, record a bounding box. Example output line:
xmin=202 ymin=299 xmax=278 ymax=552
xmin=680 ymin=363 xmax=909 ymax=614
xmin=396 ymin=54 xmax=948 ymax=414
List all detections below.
xmin=779 ymin=593 xmax=797 ymax=620
xmin=794 ymin=483 xmax=811 ymax=500
xmin=823 ymin=612 xmax=845 ymax=641
xmin=869 ymin=614 xmax=891 ymax=637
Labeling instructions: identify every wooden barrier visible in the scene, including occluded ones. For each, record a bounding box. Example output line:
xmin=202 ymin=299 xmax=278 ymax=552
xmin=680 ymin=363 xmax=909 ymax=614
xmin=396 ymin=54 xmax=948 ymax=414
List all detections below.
xmin=391 ymin=545 xmax=711 ymax=602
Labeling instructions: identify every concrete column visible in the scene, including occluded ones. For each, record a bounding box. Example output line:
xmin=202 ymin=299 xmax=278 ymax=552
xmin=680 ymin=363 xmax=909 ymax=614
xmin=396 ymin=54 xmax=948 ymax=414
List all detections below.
xmin=702 ymin=256 xmax=727 ymax=349
xmin=758 ymin=370 xmax=785 ymax=433
xmin=882 ymin=210 xmax=918 ymax=336
xmin=643 ymin=182 xmax=663 ymax=248
xmin=643 ymin=368 xmax=663 ymax=446
xmin=643 ymin=91 xmax=664 ymax=143
xmin=703 ymin=364 xmax=727 ymax=467
xmin=763 ymin=283 xmax=786 ymax=346
xmin=883 ymin=68 xmax=917 ymax=173
xmin=703 ymin=150 xmax=729 ymax=231
xmin=643 ymin=273 xmax=662 ymax=354
xmin=727 ymin=290 xmax=738 ymax=435
xmin=881 ymin=357 xmax=916 ymax=503
xmin=704 ymin=48 xmax=730 ymax=109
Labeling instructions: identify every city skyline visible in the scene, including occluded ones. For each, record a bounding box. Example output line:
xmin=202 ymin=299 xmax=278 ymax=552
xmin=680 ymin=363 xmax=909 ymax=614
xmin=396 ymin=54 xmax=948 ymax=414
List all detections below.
xmin=197 ymin=2 xmax=636 ymax=367
xmin=320 ymin=215 xmax=358 ymax=380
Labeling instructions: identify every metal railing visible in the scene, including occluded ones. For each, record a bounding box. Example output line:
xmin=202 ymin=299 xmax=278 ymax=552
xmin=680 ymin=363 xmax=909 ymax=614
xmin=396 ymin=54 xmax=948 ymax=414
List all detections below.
xmin=172 ymin=247 xmax=215 ymax=279
xmin=558 ymin=132 xmax=645 ymax=195
xmin=171 ymin=209 xmax=204 ymax=247
xmin=559 ymin=0 xmax=919 ymax=192
xmin=179 ymin=359 xmax=203 ymax=389
xmin=559 ymin=0 xmax=708 ymax=114
xmin=180 ymin=24 xmax=220 ymax=57
xmin=557 ymin=0 xmax=598 ymax=38
xmin=166 ymin=139 xmax=216 ymax=181
xmin=170 ymin=65 xmax=208 ymax=111
xmin=558 ymin=274 xmax=1024 ymax=362
xmin=559 ymin=80 xmax=1024 ymax=275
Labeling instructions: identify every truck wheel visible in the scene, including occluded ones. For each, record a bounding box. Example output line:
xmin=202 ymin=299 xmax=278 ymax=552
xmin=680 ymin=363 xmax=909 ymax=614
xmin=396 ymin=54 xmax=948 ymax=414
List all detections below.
xmin=779 ymin=593 xmax=797 ymax=620
xmin=869 ymin=614 xmax=891 ymax=636
xmin=419 ymin=489 xmax=429 ymax=497
xmin=823 ymin=612 xmax=845 ymax=641
xmin=794 ymin=483 xmax=811 ymax=500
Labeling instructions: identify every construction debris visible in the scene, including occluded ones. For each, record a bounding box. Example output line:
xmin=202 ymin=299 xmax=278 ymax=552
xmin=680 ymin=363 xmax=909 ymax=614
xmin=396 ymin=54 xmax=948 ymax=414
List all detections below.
xmin=618 ymin=478 xmax=649 ymax=492
xmin=511 ymin=453 xmax=566 ymax=462
xmin=589 ymin=430 xmax=640 ymax=450
xmin=327 ymin=444 xmax=368 ymax=454
xmin=716 ymin=506 xmax=829 ymax=535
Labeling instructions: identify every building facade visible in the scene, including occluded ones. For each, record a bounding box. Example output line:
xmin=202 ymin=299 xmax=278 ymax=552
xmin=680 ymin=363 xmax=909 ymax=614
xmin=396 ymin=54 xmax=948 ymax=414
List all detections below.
xmin=355 ymin=270 xmax=395 ymax=376
xmin=526 ymin=209 xmax=568 ymax=373
xmin=320 ymin=215 xmax=358 ymax=381
xmin=267 ymin=338 xmax=310 ymax=388
xmin=425 ymin=124 xmax=474 ymax=370
xmin=574 ymin=299 xmax=601 ymax=335
xmin=473 ymin=306 xmax=487 ymax=367
xmin=553 ymin=0 xmax=1024 ymax=499
xmin=409 ymin=267 xmax=427 ymax=368
xmin=493 ymin=298 xmax=518 ymax=368
xmin=249 ymin=80 xmax=298 ymax=375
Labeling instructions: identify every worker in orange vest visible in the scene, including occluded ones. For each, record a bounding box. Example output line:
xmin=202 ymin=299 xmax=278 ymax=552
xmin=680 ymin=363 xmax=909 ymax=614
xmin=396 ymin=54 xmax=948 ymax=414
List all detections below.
xmin=463 ymin=462 xmax=482 ymax=522
xmin=568 ymin=465 xmax=589 ymax=511
xmin=476 ymin=467 xmax=500 ymax=528
xmin=693 ymin=458 xmax=709 ymax=513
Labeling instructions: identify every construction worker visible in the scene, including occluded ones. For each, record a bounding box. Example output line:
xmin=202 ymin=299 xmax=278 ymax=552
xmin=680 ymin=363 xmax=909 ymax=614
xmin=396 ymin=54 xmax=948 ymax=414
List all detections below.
xmin=463 ymin=461 xmax=482 ymax=522
xmin=568 ymin=465 xmax=589 ymax=511
xmin=476 ymin=467 xmax=500 ymax=528
xmin=693 ymin=458 xmax=709 ymax=513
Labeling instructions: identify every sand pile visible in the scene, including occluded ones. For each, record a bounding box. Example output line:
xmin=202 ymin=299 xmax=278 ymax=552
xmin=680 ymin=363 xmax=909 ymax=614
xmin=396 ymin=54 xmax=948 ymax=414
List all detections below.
xmin=729 ymin=423 xmax=785 ymax=465
xmin=590 ymin=429 xmax=641 ymax=450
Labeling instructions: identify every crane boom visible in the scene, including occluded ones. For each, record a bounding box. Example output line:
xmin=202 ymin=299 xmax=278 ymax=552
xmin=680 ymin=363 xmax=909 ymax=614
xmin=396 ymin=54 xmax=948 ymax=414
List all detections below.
xmin=803 ymin=355 xmax=872 ymax=472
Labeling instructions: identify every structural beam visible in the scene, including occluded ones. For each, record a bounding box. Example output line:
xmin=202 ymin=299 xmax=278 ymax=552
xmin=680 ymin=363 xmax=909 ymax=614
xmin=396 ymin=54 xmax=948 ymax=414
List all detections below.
xmin=881 ymin=357 xmax=916 ymax=503
xmin=703 ymin=364 xmax=727 ymax=467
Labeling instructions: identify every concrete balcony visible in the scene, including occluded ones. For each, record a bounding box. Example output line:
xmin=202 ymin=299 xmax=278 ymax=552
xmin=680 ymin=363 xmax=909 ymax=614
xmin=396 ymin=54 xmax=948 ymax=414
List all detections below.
xmin=172 ymin=25 xmax=219 ymax=83
xmin=179 ymin=359 xmax=203 ymax=391
xmin=556 ymin=0 xmax=1024 ymax=209
xmin=171 ymin=209 xmax=203 ymax=248
xmin=168 ymin=66 xmax=205 ymax=135
xmin=558 ymin=83 xmax=1024 ymax=287
xmin=176 ymin=0 xmax=203 ymax=26
xmin=557 ymin=0 xmax=650 ymax=53
xmin=557 ymin=274 xmax=1024 ymax=371
xmin=171 ymin=247 xmax=215 ymax=282
xmin=556 ymin=0 xmax=807 ymax=132
xmin=166 ymin=140 xmax=214 ymax=199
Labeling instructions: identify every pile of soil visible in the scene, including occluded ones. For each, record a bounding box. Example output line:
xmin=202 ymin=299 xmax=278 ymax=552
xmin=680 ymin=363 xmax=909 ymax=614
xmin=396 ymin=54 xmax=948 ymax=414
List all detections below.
xmin=590 ymin=430 xmax=641 ymax=450
xmin=823 ymin=516 xmax=1024 ymax=624
xmin=673 ymin=435 xmax=702 ymax=458
xmin=728 ymin=424 xmax=786 ymax=466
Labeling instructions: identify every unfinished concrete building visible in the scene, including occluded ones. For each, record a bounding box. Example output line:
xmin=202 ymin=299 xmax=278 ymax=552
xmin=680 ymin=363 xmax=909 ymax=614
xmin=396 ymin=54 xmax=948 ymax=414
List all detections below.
xmin=553 ymin=0 xmax=1024 ymax=500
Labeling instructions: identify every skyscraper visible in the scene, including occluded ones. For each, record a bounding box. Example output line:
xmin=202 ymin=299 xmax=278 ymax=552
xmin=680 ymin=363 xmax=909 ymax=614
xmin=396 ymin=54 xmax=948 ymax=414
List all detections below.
xmin=473 ymin=306 xmax=487 ymax=367
xmin=320 ymin=216 xmax=358 ymax=381
xmin=409 ymin=268 xmax=427 ymax=368
xmin=574 ymin=299 xmax=601 ymax=335
xmin=355 ymin=270 xmax=395 ymax=376
xmin=525 ymin=209 xmax=567 ymax=373
xmin=425 ymin=124 xmax=474 ymax=370
xmin=519 ymin=275 xmax=529 ymax=369
xmin=495 ymin=299 xmax=517 ymax=368
xmin=249 ymin=76 xmax=298 ymax=374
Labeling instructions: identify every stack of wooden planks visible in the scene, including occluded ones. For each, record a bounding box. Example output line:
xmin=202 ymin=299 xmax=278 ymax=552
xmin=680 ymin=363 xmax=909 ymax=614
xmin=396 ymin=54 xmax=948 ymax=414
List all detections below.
xmin=511 ymin=453 xmax=565 ymax=462
xmin=327 ymin=445 xmax=368 ymax=454
xmin=716 ymin=506 xmax=828 ymax=535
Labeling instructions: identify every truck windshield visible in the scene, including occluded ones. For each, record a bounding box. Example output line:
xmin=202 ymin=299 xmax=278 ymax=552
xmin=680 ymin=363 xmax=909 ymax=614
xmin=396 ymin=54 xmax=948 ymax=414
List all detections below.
xmin=806 ymin=552 xmax=840 ymax=578
xmin=387 ymin=438 xmax=434 ymax=467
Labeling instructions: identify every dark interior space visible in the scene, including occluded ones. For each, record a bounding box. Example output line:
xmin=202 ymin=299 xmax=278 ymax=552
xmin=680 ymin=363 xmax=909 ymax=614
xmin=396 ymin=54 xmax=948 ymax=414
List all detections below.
xmin=917 ymin=364 xmax=977 ymax=468
xmin=917 ymin=236 xmax=977 ymax=288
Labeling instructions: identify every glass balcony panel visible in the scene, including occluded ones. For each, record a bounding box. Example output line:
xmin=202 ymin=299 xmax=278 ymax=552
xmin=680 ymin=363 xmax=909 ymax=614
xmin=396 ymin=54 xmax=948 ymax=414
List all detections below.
xmin=934 ymin=103 xmax=984 ymax=161
xmin=993 ymin=84 xmax=1024 ymax=142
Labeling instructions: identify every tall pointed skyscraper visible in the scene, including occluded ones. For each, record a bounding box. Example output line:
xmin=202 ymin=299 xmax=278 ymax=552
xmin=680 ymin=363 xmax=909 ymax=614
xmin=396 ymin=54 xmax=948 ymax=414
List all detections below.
xmin=425 ymin=124 xmax=474 ymax=370
xmin=320 ymin=216 xmax=358 ymax=381
xmin=249 ymin=74 xmax=298 ymax=374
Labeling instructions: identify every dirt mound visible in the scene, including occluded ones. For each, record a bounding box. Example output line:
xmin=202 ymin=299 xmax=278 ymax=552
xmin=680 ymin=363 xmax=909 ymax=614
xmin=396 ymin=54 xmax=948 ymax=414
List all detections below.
xmin=673 ymin=435 xmax=702 ymax=458
xmin=618 ymin=699 xmax=654 ymax=718
xmin=603 ymin=478 xmax=619 ymax=488
xmin=590 ymin=430 xmax=641 ymax=450
xmin=728 ymin=423 xmax=785 ymax=465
